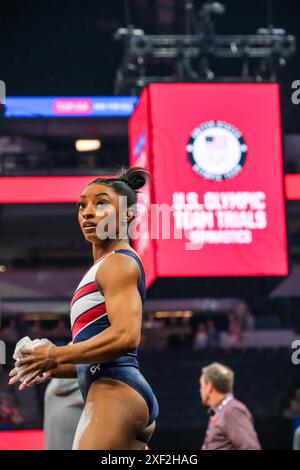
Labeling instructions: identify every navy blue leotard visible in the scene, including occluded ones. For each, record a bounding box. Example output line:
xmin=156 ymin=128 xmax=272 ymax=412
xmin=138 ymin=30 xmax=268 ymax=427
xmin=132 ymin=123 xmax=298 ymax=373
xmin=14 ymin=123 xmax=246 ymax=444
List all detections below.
xmin=70 ymin=249 xmax=159 ymax=424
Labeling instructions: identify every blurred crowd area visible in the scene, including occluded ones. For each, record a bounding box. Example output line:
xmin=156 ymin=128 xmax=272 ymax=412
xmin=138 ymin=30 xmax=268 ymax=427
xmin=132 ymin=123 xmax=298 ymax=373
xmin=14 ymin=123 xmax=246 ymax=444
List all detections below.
xmin=0 ymin=317 xmax=71 ymax=430
xmin=1 ymin=299 xmax=300 ymax=357
xmin=0 ymin=317 xmax=70 ymax=349
xmin=0 ymin=308 xmax=254 ymax=361
xmin=0 ymin=307 xmax=258 ymax=430
xmin=0 ymin=310 xmax=299 ymax=448
xmin=141 ymin=310 xmax=247 ymax=351
xmin=0 ymin=392 xmax=24 ymax=430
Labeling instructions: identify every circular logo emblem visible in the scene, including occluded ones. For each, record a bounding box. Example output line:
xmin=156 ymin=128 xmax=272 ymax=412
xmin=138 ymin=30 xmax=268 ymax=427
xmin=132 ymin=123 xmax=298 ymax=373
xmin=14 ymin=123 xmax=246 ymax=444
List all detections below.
xmin=186 ymin=120 xmax=247 ymax=181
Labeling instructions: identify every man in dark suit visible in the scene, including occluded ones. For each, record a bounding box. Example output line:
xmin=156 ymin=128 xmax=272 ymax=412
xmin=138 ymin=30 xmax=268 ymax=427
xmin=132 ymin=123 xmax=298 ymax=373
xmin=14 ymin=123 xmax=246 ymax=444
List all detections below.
xmin=199 ymin=362 xmax=261 ymax=450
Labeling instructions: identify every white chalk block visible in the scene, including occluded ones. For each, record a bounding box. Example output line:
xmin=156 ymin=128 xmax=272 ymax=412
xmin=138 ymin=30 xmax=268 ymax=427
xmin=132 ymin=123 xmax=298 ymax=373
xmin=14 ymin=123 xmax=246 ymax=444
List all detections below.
xmin=13 ymin=336 xmax=49 ymax=383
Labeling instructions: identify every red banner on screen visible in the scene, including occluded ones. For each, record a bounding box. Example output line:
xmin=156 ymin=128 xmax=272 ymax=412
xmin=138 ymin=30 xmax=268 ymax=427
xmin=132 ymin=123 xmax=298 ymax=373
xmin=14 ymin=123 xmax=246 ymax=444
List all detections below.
xmin=129 ymin=83 xmax=288 ymax=278
xmin=0 ymin=430 xmax=44 ymax=450
xmin=128 ymin=90 xmax=156 ymax=287
xmin=0 ymin=176 xmax=111 ymax=203
xmin=0 ymin=175 xmax=297 ymax=204
xmin=285 ymin=174 xmax=300 ymax=200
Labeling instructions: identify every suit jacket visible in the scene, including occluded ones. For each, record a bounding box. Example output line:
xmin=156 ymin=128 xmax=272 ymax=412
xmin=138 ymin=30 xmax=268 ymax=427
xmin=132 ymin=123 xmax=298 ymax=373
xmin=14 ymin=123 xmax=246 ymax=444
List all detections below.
xmin=202 ymin=397 xmax=261 ymax=450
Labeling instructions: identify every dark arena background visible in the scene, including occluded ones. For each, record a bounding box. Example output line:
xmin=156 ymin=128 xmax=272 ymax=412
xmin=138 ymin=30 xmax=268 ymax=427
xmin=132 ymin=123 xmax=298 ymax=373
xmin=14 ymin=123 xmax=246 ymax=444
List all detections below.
xmin=0 ymin=0 xmax=300 ymax=452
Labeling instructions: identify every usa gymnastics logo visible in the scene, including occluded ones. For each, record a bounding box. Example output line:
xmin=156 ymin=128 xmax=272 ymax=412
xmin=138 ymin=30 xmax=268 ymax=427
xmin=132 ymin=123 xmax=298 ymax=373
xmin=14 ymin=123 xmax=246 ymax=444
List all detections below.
xmin=186 ymin=120 xmax=247 ymax=181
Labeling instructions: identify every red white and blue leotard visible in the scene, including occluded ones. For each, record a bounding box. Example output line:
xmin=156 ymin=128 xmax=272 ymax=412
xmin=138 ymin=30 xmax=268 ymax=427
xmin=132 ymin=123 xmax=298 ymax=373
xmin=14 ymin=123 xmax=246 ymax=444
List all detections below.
xmin=70 ymin=249 xmax=158 ymax=423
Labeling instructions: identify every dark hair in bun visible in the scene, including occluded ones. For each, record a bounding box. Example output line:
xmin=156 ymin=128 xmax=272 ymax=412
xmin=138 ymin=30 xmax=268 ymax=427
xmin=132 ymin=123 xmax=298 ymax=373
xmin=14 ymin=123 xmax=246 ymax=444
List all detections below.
xmin=89 ymin=167 xmax=150 ymax=213
xmin=118 ymin=167 xmax=149 ymax=191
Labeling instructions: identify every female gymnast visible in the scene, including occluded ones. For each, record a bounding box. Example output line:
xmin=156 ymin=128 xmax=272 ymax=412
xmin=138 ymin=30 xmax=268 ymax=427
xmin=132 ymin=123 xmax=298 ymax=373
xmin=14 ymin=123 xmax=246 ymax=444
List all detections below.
xmin=9 ymin=167 xmax=159 ymax=450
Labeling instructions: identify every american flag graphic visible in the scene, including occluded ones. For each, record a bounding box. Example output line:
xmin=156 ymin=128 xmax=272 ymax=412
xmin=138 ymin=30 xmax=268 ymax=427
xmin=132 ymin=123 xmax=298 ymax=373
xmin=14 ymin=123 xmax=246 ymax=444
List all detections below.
xmin=205 ymin=135 xmax=228 ymax=150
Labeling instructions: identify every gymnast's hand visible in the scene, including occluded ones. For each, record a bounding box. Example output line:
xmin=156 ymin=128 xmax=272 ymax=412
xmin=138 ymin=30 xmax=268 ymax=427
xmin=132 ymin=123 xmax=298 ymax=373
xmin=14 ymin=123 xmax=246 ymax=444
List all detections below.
xmin=9 ymin=368 xmax=52 ymax=390
xmin=10 ymin=341 xmax=58 ymax=388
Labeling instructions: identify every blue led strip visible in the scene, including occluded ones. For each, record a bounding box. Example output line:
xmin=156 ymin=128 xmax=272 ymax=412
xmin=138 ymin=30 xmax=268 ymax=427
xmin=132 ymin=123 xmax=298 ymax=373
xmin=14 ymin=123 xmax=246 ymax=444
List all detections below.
xmin=4 ymin=96 xmax=139 ymax=118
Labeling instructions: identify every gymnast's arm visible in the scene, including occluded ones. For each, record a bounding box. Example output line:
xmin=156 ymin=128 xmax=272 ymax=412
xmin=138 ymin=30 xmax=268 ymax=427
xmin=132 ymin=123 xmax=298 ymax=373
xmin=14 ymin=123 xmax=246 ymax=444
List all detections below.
xmin=14 ymin=252 xmax=142 ymax=384
xmin=48 ymin=364 xmax=77 ymax=378
xmin=55 ymin=252 xmax=142 ymax=365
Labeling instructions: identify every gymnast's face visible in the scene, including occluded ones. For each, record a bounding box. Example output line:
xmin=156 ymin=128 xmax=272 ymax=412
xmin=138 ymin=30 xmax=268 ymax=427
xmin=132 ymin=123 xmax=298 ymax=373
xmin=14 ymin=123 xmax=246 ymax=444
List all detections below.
xmin=78 ymin=183 xmax=125 ymax=243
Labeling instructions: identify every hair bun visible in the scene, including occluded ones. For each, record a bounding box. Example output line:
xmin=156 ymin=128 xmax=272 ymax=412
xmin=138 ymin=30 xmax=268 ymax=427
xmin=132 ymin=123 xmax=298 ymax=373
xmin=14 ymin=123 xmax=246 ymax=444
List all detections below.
xmin=119 ymin=167 xmax=150 ymax=191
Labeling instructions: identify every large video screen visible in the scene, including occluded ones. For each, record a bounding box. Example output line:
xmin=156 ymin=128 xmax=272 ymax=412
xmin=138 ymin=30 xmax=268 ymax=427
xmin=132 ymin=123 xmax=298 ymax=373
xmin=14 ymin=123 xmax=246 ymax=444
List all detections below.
xmin=129 ymin=83 xmax=288 ymax=279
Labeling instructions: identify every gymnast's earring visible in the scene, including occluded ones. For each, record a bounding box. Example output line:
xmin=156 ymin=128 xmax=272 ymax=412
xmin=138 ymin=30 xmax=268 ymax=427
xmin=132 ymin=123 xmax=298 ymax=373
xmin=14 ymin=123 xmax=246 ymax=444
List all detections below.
xmin=122 ymin=209 xmax=134 ymax=225
xmin=119 ymin=218 xmax=128 ymax=240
